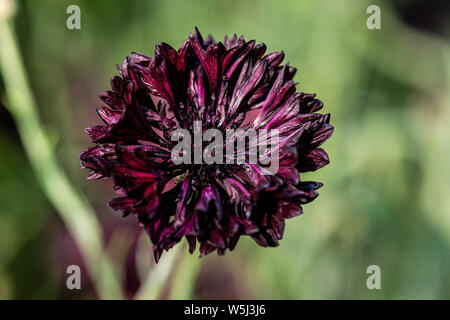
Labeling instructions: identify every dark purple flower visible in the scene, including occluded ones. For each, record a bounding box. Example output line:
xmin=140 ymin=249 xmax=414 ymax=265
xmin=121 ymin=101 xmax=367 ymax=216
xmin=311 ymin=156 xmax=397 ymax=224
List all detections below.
xmin=80 ymin=28 xmax=333 ymax=262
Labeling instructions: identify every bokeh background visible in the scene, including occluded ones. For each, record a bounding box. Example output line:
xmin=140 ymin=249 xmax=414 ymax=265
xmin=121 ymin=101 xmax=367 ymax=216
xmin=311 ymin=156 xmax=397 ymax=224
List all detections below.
xmin=0 ymin=0 xmax=449 ymax=299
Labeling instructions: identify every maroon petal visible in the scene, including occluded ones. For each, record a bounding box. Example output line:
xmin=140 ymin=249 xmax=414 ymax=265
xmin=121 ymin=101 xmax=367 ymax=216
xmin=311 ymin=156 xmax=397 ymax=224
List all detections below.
xmin=299 ymin=148 xmax=330 ymax=172
xmin=190 ymin=37 xmax=226 ymax=97
xmin=99 ymin=90 xmax=125 ymax=110
xmin=109 ymin=197 xmax=136 ymax=214
xmin=280 ymin=202 xmax=303 ymax=219
xmin=254 ymin=65 xmax=296 ymax=126
xmin=227 ymin=58 xmax=267 ymax=118
xmin=222 ymin=40 xmax=255 ymax=80
xmin=195 ymin=185 xmax=224 ymax=221
xmin=199 ymin=242 xmax=216 ymax=257
xmin=264 ymin=51 xmax=284 ymax=68
xmin=174 ymin=177 xmax=193 ymax=226
xmin=84 ymin=126 xmax=107 ymax=140
xmin=96 ymin=107 xmax=121 ymax=125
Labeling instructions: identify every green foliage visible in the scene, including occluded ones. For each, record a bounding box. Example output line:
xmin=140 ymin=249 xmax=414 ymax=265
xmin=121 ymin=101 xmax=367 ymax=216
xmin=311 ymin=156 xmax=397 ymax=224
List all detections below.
xmin=0 ymin=0 xmax=449 ymax=299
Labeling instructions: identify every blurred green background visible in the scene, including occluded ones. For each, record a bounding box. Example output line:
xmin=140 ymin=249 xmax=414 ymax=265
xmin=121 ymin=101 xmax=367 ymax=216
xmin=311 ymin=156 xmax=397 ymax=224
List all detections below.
xmin=0 ymin=0 xmax=449 ymax=299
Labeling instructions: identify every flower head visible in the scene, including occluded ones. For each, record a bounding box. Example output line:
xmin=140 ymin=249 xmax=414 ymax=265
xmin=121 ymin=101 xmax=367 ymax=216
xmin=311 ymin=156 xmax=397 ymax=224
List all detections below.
xmin=80 ymin=28 xmax=333 ymax=262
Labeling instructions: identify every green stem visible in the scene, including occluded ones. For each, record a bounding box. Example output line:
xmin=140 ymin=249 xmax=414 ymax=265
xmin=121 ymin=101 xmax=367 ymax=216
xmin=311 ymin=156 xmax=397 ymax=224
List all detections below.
xmin=168 ymin=248 xmax=201 ymax=299
xmin=0 ymin=5 xmax=122 ymax=299
xmin=135 ymin=243 xmax=187 ymax=300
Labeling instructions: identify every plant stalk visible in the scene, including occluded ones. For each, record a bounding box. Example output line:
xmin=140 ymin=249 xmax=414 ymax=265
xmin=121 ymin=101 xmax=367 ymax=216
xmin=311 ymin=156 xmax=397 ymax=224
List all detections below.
xmin=0 ymin=2 xmax=122 ymax=299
